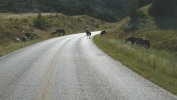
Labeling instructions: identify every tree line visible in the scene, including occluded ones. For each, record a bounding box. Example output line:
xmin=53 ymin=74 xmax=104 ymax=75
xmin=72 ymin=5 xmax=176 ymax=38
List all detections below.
xmin=149 ymin=0 xmax=177 ymax=17
xmin=1 ymin=0 xmax=175 ymax=22
xmin=128 ymin=0 xmax=177 ymax=21
xmin=0 ymin=0 xmax=124 ymax=22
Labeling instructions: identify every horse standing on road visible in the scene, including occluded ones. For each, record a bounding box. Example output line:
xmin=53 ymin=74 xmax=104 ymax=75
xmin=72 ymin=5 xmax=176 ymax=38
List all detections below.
xmin=85 ymin=30 xmax=91 ymax=39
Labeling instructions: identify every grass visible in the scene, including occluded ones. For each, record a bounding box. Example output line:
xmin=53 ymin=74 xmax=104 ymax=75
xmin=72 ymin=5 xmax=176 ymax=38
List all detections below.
xmin=0 ymin=38 xmax=45 ymax=56
xmin=93 ymin=35 xmax=177 ymax=95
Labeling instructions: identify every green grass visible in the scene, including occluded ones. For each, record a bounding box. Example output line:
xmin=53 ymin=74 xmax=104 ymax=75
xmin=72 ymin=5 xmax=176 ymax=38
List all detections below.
xmin=0 ymin=38 xmax=44 ymax=56
xmin=93 ymin=35 xmax=177 ymax=95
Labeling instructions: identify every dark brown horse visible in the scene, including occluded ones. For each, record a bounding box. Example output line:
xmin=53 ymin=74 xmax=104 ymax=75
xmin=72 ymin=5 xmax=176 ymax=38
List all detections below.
xmin=100 ymin=30 xmax=107 ymax=36
xmin=25 ymin=33 xmax=32 ymax=37
xmin=86 ymin=30 xmax=91 ymax=39
xmin=135 ymin=38 xmax=150 ymax=49
xmin=21 ymin=36 xmax=27 ymax=42
xmin=50 ymin=31 xmax=58 ymax=36
xmin=56 ymin=29 xmax=65 ymax=36
xmin=125 ymin=36 xmax=142 ymax=45
xmin=25 ymin=32 xmax=38 ymax=37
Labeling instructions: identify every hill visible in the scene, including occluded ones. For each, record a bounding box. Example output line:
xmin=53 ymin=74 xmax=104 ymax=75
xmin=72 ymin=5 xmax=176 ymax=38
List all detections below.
xmin=93 ymin=4 xmax=177 ymax=95
xmin=0 ymin=13 xmax=113 ymax=56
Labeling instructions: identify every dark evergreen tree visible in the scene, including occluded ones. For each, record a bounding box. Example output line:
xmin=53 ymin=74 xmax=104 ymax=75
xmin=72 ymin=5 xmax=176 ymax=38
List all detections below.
xmin=139 ymin=0 xmax=152 ymax=7
xmin=33 ymin=13 xmax=45 ymax=29
xmin=105 ymin=0 xmax=123 ymax=11
xmin=149 ymin=0 xmax=177 ymax=17
xmin=127 ymin=0 xmax=139 ymax=21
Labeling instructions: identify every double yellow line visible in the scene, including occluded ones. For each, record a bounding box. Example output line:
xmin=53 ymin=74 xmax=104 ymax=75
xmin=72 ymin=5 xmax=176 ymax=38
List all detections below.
xmin=36 ymin=38 xmax=73 ymax=100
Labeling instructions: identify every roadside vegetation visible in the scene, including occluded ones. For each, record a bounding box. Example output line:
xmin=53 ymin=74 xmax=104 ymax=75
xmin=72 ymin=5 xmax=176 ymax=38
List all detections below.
xmin=93 ymin=1 xmax=177 ymax=95
xmin=0 ymin=13 xmax=112 ymax=56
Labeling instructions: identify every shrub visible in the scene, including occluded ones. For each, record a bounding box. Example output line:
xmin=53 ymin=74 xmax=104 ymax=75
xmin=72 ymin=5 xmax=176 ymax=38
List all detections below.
xmin=120 ymin=21 xmax=138 ymax=34
xmin=33 ymin=13 xmax=52 ymax=30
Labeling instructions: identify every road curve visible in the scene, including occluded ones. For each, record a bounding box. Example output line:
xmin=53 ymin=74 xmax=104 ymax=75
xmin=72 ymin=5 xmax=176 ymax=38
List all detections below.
xmin=0 ymin=31 xmax=177 ymax=100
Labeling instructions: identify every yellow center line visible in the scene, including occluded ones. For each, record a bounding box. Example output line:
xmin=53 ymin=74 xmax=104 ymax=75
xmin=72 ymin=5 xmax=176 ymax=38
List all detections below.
xmin=36 ymin=38 xmax=74 ymax=100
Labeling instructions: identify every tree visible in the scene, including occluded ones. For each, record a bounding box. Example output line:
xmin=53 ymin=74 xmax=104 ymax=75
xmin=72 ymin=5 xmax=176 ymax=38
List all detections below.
xmin=127 ymin=0 xmax=139 ymax=21
xmin=33 ymin=13 xmax=45 ymax=29
xmin=139 ymin=0 xmax=152 ymax=7
xmin=105 ymin=0 xmax=123 ymax=11
xmin=149 ymin=0 xmax=177 ymax=17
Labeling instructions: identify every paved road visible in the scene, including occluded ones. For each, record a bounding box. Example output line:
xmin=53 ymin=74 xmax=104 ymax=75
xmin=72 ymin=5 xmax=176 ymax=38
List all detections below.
xmin=0 ymin=31 xmax=177 ymax=100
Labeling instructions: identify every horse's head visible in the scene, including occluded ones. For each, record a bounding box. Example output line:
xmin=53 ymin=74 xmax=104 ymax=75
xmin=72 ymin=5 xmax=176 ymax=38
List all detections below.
xmin=125 ymin=36 xmax=136 ymax=44
xmin=125 ymin=36 xmax=131 ymax=43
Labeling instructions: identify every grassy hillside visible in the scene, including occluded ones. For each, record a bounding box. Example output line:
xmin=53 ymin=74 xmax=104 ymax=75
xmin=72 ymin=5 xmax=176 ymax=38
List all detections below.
xmin=0 ymin=13 xmax=113 ymax=56
xmin=93 ymin=5 xmax=177 ymax=95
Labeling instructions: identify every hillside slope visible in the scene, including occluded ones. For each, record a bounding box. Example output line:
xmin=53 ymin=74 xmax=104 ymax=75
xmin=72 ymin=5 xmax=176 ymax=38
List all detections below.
xmin=0 ymin=13 xmax=113 ymax=56
xmin=93 ymin=4 xmax=177 ymax=95
xmin=107 ymin=4 xmax=177 ymax=52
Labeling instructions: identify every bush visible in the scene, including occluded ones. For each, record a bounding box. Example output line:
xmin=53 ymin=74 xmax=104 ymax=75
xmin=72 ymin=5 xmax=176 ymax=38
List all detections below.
xmin=120 ymin=21 xmax=138 ymax=34
xmin=33 ymin=13 xmax=52 ymax=30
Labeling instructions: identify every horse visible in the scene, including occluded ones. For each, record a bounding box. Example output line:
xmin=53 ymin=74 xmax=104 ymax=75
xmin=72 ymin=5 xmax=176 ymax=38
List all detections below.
xmin=50 ymin=31 xmax=58 ymax=36
xmin=21 ymin=36 xmax=27 ymax=42
xmin=135 ymin=38 xmax=150 ymax=49
xmin=14 ymin=37 xmax=20 ymax=42
xmin=56 ymin=29 xmax=65 ymax=36
xmin=125 ymin=36 xmax=142 ymax=45
xmin=86 ymin=30 xmax=91 ymax=39
xmin=25 ymin=33 xmax=32 ymax=37
xmin=33 ymin=33 xmax=39 ymax=36
xmin=25 ymin=32 xmax=39 ymax=39
xmin=100 ymin=30 xmax=106 ymax=36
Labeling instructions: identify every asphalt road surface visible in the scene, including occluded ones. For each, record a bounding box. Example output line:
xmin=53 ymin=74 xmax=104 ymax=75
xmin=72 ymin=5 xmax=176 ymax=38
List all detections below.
xmin=0 ymin=31 xmax=177 ymax=100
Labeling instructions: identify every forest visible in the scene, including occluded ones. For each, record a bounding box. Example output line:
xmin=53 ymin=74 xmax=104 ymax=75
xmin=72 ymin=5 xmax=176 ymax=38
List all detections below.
xmin=0 ymin=0 xmax=154 ymax=22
